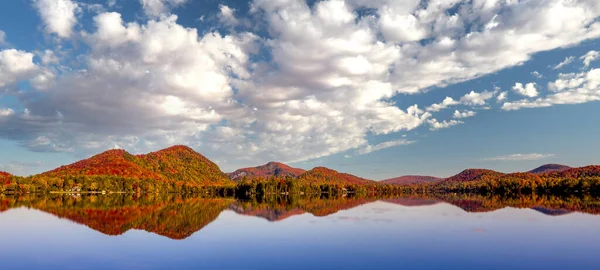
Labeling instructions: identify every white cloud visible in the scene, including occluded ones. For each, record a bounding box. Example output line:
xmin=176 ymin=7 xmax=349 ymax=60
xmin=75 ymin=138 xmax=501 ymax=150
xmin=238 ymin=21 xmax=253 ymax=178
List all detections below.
xmin=531 ymin=71 xmax=543 ymax=78
xmin=512 ymin=82 xmax=538 ymax=97
xmin=39 ymin=49 xmax=59 ymax=65
xmin=581 ymin=50 xmax=600 ymax=68
xmin=0 ymin=30 xmax=5 ymax=44
xmin=427 ymin=89 xmax=495 ymax=112
xmin=0 ymin=49 xmax=38 ymax=87
xmin=382 ymin=0 xmax=600 ymax=93
xmin=427 ymin=119 xmax=463 ymax=131
xmin=0 ymin=108 xmax=14 ymax=117
xmin=553 ymin=56 xmax=574 ymax=70
xmin=426 ymin=97 xmax=458 ymax=112
xmin=497 ymin=91 xmax=508 ymax=102
xmin=459 ymin=90 xmax=496 ymax=106
xmin=219 ymin=5 xmax=239 ymax=26
xmin=357 ymin=139 xmax=415 ymax=155
xmin=484 ymin=153 xmax=555 ymax=161
xmin=34 ymin=0 xmax=79 ymax=38
xmin=453 ymin=110 xmax=476 ymax=119
xmin=140 ymin=0 xmax=187 ymax=17
xmin=502 ymin=68 xmax=600 ymax=110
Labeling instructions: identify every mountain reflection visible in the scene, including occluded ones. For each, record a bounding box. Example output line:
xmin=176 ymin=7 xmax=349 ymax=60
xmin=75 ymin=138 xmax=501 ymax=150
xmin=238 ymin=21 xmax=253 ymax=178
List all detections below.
xmin=2 ymin=193 xmax=600 ymax=239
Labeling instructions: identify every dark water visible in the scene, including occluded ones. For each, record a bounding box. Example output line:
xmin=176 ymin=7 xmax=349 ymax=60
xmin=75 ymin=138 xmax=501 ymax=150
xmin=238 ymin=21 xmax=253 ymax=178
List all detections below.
xmin=1 ymin=194 xmax=599 ymax=270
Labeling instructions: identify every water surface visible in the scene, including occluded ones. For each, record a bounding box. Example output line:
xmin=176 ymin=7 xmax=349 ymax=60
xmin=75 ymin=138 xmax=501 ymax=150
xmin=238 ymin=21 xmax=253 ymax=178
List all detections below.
xmin=0 ymin=194 xmax=599 ymax=270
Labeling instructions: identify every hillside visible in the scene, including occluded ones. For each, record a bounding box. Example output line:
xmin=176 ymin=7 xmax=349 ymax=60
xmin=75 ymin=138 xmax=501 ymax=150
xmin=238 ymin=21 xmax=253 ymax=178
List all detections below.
xmin=442 ymin=169 xmax=505 ymax=183
xmin=297 ymin=167 xmax=374 ymax=186
xmin=229 ymin=162 xmax=305 ymax=181
xmin=41 ymin=149 xmax=165 ymax=180
xmin=529 ymin=164 xmax=571 ymax=174
xmin=139 ymin=145 xmax=232 ymax=187
xmin=39 ymin=146 xmax=234 ymax=189
xmin=545 ymin=165 xmax=600 ymax=178
xmin=381 ymin=175 xmax=442 ymax=185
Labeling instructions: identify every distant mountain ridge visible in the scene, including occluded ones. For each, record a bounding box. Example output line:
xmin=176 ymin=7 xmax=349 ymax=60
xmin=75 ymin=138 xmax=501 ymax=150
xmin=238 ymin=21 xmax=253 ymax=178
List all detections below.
xmin=380 ymin=164 xmax=598 ymax=186
xmin=528 ymin=164 xmax=572 ymax=174
xmin=229 ymin=162 xmax=305 ymax=181
xmin=381 ymin=175 xmax=442 ymax=185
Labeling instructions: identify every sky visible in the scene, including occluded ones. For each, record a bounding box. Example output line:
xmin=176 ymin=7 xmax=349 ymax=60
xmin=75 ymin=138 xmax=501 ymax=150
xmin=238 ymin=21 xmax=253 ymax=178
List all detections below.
xmin=0 ymin=0 xmax=599 ymax=180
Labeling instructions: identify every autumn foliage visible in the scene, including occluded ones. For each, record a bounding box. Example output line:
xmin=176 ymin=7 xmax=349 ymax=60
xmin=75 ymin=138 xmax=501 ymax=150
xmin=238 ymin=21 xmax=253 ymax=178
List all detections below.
xmin=381 ymin=175 xmax=442 ymax=185
xmin=297 ymin=167 xmax=375 ymax=186
xmin=0 ymin=171 xmax=11 ymax=186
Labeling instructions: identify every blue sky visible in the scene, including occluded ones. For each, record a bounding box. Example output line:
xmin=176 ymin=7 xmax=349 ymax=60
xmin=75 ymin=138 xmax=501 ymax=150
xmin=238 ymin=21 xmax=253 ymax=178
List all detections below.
xmin=0 ymin=0 xmax=599 ymax=179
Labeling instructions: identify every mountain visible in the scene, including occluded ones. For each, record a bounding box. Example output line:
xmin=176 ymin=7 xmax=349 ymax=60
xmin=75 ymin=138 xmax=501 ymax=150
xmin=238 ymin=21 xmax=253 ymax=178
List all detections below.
xmin=381 ymin=175 xmax=442 ymax=185
xmin=229 ymin=162 xmax=306 ymax=181
xmin=528 ymin=164 xmax=572 ymax=174
xmin=297 ymin=167 xmax=374 ymax=185
xmin=442 ymin=169 xmax=505 ymax=183
xmin=138 ymin=145 xmax=232 ymax=187
xmin=40 ymin=145 xmax=234 ymax=188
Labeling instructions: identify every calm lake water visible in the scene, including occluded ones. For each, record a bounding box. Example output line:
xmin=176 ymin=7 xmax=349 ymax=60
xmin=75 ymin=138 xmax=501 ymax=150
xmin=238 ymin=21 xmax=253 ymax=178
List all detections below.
xmin=1 ymin=194 xmax=599 ymax=270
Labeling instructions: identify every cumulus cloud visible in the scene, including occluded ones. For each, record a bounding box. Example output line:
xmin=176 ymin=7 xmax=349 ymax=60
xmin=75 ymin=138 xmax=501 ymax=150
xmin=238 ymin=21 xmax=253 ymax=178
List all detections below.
xmin=140 ymin=0 xmax=187 ymax=17
xmin=502 ymin=69 xmax=600 ymax=110
xmin=531 ymin=71 xmax=543 ymax=79
xmin=219 ymin=5 xmax=239 ymax=26
xmin=581 ymin=50 xmax=600 ymax=68
xmin=34 ymin=0 xmax=79 ymax=38
xmin=379 ymin=0 xmax=600 ymax=93
xmin=553 ymin=56 xmax=575 ymax=70
xmin=453 ymin=110 xmax=476 ymax=119
xmin=459 ymin=90 xmax=496 ymax=106
xmin=484 ymin=153 xmax=555 ymax=161
xmin=426 ymin=97 xmax=459 ymax=112
xmin=497 ymin=91 xmax=508 ymax=102
xmin=427 ymin=119 xmax=463 ymax=131
xmin=512 ymin=82 xmax=538 ymax=97
xmin=0 ymin=49 xmax=38 ymax=87
xmin=0 ymin=107 xmax=14 ymax=117
xmin=427 ymin=89 xmax=495 ymax=112
xmin=357 ymin=139 xmax=415 ymax=155
xmin=39 ymin=49 xmax=59 ymax=65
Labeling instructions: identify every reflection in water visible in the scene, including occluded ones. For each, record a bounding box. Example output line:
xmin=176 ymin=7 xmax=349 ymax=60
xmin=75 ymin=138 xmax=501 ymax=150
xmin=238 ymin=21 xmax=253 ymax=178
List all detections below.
xmin=1 ymin=193 xmax=600 ymax=239
xmin=1 ymin=194 xmax=233 ymax=239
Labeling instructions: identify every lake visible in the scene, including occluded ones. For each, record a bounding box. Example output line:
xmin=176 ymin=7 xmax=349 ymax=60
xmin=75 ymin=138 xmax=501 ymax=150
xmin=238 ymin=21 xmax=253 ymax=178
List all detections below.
xmin=1 ymin=194 xmax=599 ymax=270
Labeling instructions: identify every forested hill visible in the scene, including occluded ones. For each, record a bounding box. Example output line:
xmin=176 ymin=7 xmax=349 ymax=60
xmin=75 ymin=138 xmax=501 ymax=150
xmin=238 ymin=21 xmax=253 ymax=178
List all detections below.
xmin=37 ymin=145 xmax=234 ymax=189
xmin=297 ymin=167 xmax=375 ymax=185
xmin=528 ymin=164 xmax=572 ymax=174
